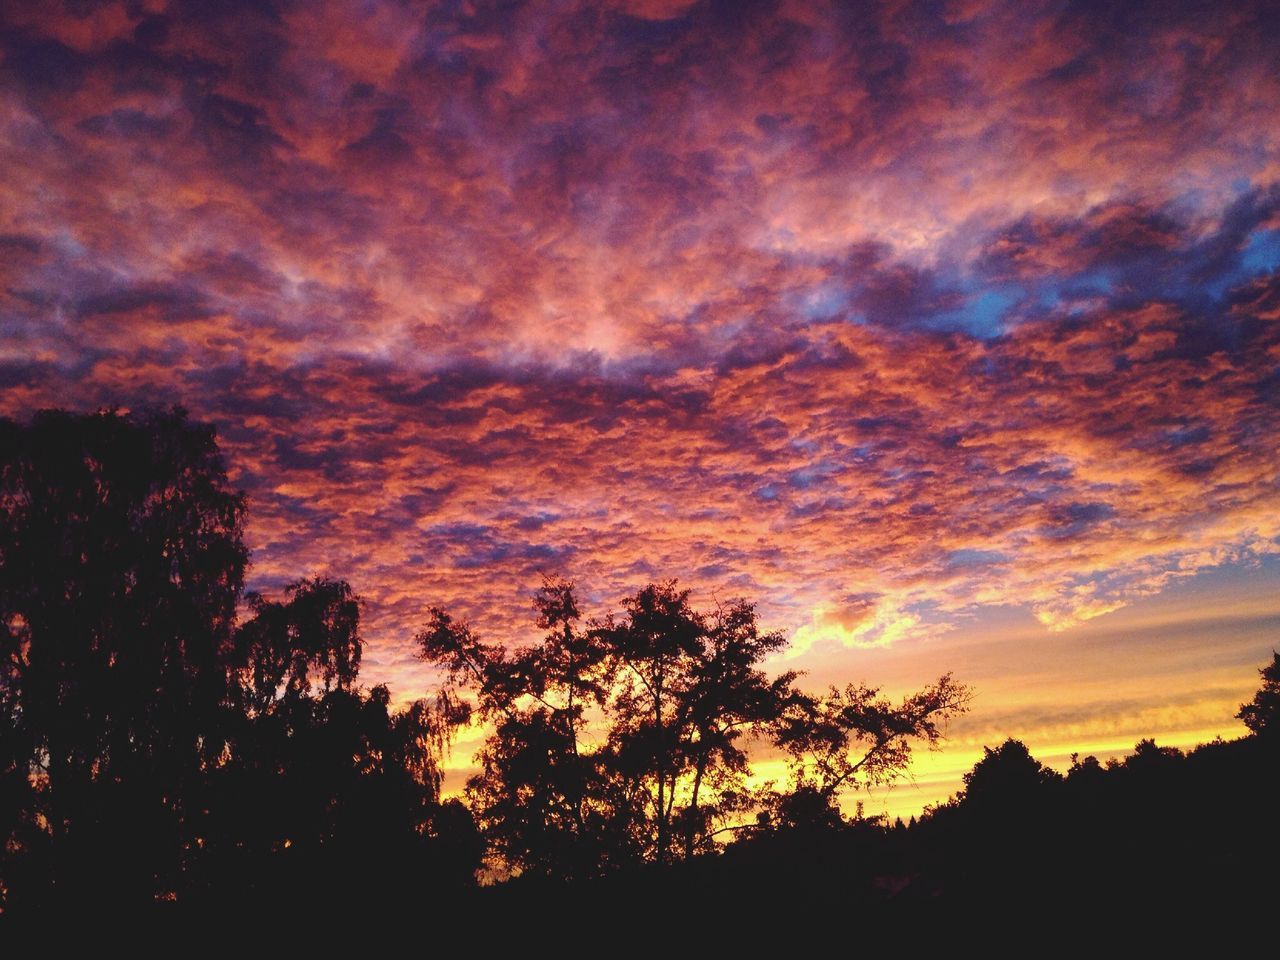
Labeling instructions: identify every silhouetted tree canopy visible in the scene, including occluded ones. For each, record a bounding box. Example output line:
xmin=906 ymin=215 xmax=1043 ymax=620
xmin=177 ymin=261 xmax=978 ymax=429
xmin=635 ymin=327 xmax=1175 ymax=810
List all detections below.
xmin=1237 ymin=651 xmax=1280 ymax=739
xmin=0 ymin=408 xmax=479 ymax=911
xmin=419 ymin=577 xmax=969 ymax=876
xmin=1 ymin=407 xmax=248 ymax=904
xmin=960 ymin=738 xmax=1063 ymax=808
xmin=768 ymin=673 xmax=971 ymax=826
xmin=231 ymin=576 xmax=363 ymax=713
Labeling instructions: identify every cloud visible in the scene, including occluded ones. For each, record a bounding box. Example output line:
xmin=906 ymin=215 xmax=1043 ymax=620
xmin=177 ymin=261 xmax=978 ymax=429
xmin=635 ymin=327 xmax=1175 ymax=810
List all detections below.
xmin=1 ymin=0 xmax=1277 ymax=704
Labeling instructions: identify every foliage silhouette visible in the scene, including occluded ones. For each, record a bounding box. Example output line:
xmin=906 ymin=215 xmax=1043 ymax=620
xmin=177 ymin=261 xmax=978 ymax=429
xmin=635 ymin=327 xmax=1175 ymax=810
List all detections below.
xmin=0 ymin=408 xmax=479 ymax=911
xmin=1 ymin=407 xmax=247 ymax=905
xmin=1237 ymin=651 xmax=1280 ymax=738
xmin=961 ymin=738 xmax=1063 ymax=808
xmin=767 ymin=673 xmax=971 ymax=829
xmin=418 ymin=577 xmax=968 ymax=876
xmin=416 ymin=580 xmax=617 ymax=879
xmin=3 ymin=405 xmax=1277 ymax=922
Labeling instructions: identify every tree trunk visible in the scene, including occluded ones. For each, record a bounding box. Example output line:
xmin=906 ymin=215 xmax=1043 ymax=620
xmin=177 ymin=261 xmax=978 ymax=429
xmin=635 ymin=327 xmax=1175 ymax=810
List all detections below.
xmin=655 ymin=663 xmax=666 ymax=864
xmin=685 ymin=753 xmax=706 ymax=860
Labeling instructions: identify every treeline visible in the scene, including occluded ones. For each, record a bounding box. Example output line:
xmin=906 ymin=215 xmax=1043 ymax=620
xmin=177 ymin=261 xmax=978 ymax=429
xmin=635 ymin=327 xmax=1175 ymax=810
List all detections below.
xmin=2 ymin=408 xmax=1277 ymax=916
xmin=910 ymin=728 xmax=1280 ymax=907
xmin=696 ymin=720 xmax=1280 ymax=916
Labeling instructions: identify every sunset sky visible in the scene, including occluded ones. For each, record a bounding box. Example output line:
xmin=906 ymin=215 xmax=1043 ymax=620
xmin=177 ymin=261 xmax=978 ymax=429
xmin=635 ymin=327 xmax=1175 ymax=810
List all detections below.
xmin=3 ymin=0 xmax=1278 ymax=816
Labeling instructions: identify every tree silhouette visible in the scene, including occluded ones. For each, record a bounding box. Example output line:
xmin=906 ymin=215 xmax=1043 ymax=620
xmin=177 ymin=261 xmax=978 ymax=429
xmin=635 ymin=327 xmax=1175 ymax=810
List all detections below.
xmin=767 ymin=673 xmax=971 ymax=828
xmin=598 ymin=581 xmax=703 ymax=864
xmin=420 ymin=577 xmax=970 ymax=876
xmin=0 ymin=407 xmax=247 ymax=904
xmin=416 ymin=577 xmax=617 ymax=879
xmin=417 ymin=579 xmax=802 ymax=873
xmin=230 ymin=577 xmax=363 ymax=715
xmin=961 ymin=738 xmax=1063 ymax=808
xmin=1237 ymin=652 xmax=1280 ymax=739
xmin=0 ymin=408 xmax=478 ymax=909
xmin=595 ymin=582 xmax=796 ymax=863
xmin=670 ymin=595 xmax=797 ymax=859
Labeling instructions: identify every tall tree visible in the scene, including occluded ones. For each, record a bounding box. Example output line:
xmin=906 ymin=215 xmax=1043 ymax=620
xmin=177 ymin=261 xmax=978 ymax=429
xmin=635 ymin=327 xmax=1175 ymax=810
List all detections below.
xmin=0 ymin=407 xmax=248 ymax=903
xmin=200 ymin=578 xmax=472 ymax=903
xmin=599 ymin=586 xmax=796 ymax=861
xmin=424 ymin=578 xmax=952 ymax=874
xmin=416 ymin=577 xmax=617 ymax=878
xmin=419 ymin=578 xmax=973 ymax=878
xmin=598 ymin=581 xmax=708 ymax=864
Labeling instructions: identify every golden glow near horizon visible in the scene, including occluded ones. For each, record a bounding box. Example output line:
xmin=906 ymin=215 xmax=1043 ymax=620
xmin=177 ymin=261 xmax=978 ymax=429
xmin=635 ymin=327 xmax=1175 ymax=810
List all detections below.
xmin=3 ymin=1 xmax=1279 ymax=818
xmin=433 ymin=559 xmax=1280 ymax=817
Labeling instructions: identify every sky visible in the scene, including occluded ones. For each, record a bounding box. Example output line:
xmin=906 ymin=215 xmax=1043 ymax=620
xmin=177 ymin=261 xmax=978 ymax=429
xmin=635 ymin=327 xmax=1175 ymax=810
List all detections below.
xmin=2 ymin=0 xmax=1279 ymax=815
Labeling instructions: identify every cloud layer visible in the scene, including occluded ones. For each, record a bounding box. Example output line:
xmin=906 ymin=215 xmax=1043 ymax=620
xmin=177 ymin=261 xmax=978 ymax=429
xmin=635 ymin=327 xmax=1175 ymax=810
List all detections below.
xmin=3 ymin=0 xmax=1278 ymax=702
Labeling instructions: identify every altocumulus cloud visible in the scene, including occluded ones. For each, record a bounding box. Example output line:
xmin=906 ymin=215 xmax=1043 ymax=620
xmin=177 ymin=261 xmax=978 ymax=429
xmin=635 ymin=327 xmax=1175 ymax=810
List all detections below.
xmin=1 ymin=0 xmax=1278 ymax=691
